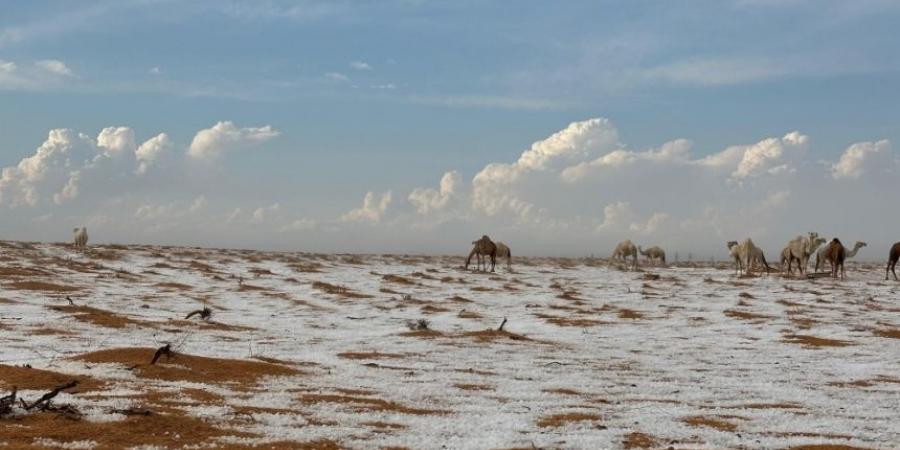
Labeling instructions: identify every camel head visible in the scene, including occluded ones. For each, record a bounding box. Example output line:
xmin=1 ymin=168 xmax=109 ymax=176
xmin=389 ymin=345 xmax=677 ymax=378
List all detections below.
xmin=726 ymin=241 xmax=738 ymax=250
xmin=854 ymin=241 xmax=867 ymax=250
xmin=73 ymin=228 xmax=80 ymax=233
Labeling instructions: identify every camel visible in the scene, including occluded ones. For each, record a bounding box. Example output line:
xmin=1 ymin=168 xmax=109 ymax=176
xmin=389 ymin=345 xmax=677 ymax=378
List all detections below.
xmin=821 ymin=238 xmax=846 ymax=279
xmin=638 ymin=246 xmax=666 ymax=266
xmin=465 ymin=235 xmax=497 ymax=272
xmin=611 ymin=239 xmax=638 ymax=270
xmin=730 ymin=238 xmax=770 ymax=276
xmin=782 ymin=232 xmax=823 ymax=276
xmin=886 ymin=242 xmax=900 ymax=281
xmin=727 ymin=241 xmax=743 ymax=275
xmin=494 ymin=242 xmax=512 ymax=270
xmin=816 ymin=241 xmax=866 ymax=273
xmin=72 ymin=227 xmax=88 ymax=248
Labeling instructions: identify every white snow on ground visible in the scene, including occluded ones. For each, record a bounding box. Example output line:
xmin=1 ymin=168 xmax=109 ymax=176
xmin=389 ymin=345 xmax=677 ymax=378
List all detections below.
xmin=1 ymin=241 xmax=899 ymax=449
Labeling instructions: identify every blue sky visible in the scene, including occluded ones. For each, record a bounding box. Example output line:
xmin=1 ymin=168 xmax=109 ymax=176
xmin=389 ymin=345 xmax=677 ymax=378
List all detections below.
xmin=1 ymin=0 xmax=899 ymax=256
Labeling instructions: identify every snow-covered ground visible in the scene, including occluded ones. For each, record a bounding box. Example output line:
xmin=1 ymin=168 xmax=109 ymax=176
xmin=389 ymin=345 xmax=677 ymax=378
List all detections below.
xmin=1 ymin=241 xmax=898 ymax=449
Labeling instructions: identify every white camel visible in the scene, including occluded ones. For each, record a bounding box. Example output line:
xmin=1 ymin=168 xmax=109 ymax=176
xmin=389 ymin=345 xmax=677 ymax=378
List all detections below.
xmin=782 ymin=232 xmax=823 ymax=276
xmin=815 ymin=240 xmax=866 ymax=273
xmin=729 ymin=238 xmax=770 ymax=276
xmin=494 ymin=242 xmax=512 ymax=270
xmin=72 ymin=227 xmax=89 ymax=248
xmin=611 ymin=239 xmax=638 ymax=270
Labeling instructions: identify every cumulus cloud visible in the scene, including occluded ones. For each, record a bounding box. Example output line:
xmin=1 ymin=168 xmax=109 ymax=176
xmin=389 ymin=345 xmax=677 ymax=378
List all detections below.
xmin=0 ymin=58 xmax=74 ymax=90
xmin=831 ymin=139 xmax=892 ymax=179
xmin=472 ymin=118 xmax=619 ymax=218
xmin=135 ymin=133 xmax=172 ymax=174
xmin=408 ymin=171 xmax=462 ymax=215
xmin=561 ymin=139 xmax=692 ymax=183
xmin=251 ymin=203 xmax=281 ymax=223
xmin=342 ymin=191 xmax=392 ymax=223
xmin=729 ymin=131 xmax=809 ymax=180
xmin=596 ymin=202 xmax=669 ymax=235
xmin=188 ymin=121 xmax=279 ymax=161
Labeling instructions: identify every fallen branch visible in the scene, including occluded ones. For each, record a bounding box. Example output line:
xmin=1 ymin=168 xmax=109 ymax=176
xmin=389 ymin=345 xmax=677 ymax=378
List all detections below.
xmin=24 ymin=380 xmax=77 ymax=411
xmin=150 ymin=344 xmax=172 ymax=365
xmin=109 ymin=407 xmax=152 ymax=416
xmin=0 ymin=388 xmax=16 ymax=416
xmin=184 ymin=307 xmax=212 ymax=320
xmin=498 ymin=317 xmax=508 ymax=331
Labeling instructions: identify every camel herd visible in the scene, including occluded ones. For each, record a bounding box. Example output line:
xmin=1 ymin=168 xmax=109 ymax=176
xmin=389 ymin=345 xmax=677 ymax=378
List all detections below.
xmin=464 ymin=233 xmax=900 ymax=281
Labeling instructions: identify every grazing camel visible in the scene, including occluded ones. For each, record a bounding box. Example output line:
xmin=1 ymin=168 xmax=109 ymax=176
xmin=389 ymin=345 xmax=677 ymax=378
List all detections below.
xmin=494 ymin=242 xmax=512 ymax=270
xmin=783 ymin=232 xmax=823 ymax=276
xmin=821 ymin=238 xmax=846 ymax=279
xmin=886 ymin=242 xmax=900 ymax=281
xmin=72 ymin=227 xmax=88 ymax=248
xmin=816 ymin=241 xmax=866 ymax=273
xmin=733 ymin=238 xmax=771 ymax=276
xmin=465 ymin=235 xmax=497 ymax=272
xmin=638 ymin=246 xmax=666 ymax=266
xmin=611 ymin=239 xmax=638 ymax=270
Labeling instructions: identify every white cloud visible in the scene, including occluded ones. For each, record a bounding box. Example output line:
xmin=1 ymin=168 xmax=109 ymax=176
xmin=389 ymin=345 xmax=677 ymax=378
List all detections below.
xmin=325 ymin=72 xmax=350 ymax=83
xmin=279 ymin=218 xmax=317 ymax=232
xmin=35 ymin=59 xmax=73 ymax=76
xmin=596 ymin=201 xmax=669 ymax=235
xmin=97 ymin=126 xmax=136 ymax=158
xmin=641 ymin=57 xmax=789 ymax=86
xmin=728 ymin=131 xmax=809 ymax=181
xmin=831 ymin=139 xmax=891 ymax=179
xmin=135 ymin=133 xmax=172 ymax=174
xmin=189 ymin=195 xmax=208 ymax=213
xmin=149 ymin=66 xmax=162 ymax=75
xmin=251 ymin=203 xmax=280 ymax=223
xmin=561 ymin=139 xmax=691 ymax=183
xmin=342 ymin=191 xmax=392 ymax=223
xmin=188 ymin=121 xmax=280 ymax=161
xmin=0 ymin=129 xmax=95 ymax=207
xmin=408 ymin=171 xmax=461 ymax=215
xmin=350 ymin=61 xmax=372 ymax=71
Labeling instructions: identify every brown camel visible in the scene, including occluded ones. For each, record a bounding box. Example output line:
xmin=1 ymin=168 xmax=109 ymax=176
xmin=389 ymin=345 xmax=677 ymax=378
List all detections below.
xmin=638 ymin=246 xmax=666 ymax=266
xmin=495 ymin=242 xmax=512 ymax=270
xmin=886 ymin=242 xmax=900 ymax=281
xmin=821 ymin=238 xmax=846 ymax=279
xmin=465 ymin=235 xmax=497 ymax=272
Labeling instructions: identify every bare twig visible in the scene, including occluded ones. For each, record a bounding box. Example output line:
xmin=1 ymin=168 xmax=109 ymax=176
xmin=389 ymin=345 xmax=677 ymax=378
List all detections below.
xmin=184 ymin=307 xmax=212 ymax=320
xmin=0 ymin=388 xmax=16 ymax=416
xmin=24 ymin=380 xmax=78 ymax=411
xmin=498 ymin=317 xmax=508 ymax=331
xmin=150 ymin=344 xmax=172 ymax=365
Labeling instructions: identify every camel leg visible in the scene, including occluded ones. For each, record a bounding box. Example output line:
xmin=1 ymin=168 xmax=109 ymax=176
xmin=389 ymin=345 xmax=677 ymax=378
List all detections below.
xmin=892 ymin=262 xmax=898 ymax=281
xmin=490 ymin=254 xmax=496 ymax=273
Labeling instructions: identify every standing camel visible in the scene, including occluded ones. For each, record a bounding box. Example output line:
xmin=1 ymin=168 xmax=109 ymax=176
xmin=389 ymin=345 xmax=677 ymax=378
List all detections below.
xmin=638 ymin=246 xmax=666 ymax=266
xmin=821 ymin=238 xmax=846 ymax=279
xmin=727 ymin=241 xmax=743 ymax=275
xmin=886 ymin=242 xmax=900 ymax=281
xmin=465 ymin=235 xmax=497 ymax=272
xmin=732 ymin=238 xmax=770 ymax=276
xmin=816 ymin=241 xmax=865 ymax=273
xmin=494 ymin=242 xmax=512 ymax=270
xmin=782 ymin=232 xmax=823 ymax=276
xmin=611 ymin=239 xmax=638 ymax=270
xmin=72 ymin=227 xmax=89 ymax=248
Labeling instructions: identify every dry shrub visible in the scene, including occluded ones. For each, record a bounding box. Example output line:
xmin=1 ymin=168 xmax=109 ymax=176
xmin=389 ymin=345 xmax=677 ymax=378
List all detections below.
xmin=618 ymin=309 xmax=644 ymax=320
xmin=154 ymin=282 xmax=192 ymax=290
xmin=311 ymin=281 xmax=371 ymax=298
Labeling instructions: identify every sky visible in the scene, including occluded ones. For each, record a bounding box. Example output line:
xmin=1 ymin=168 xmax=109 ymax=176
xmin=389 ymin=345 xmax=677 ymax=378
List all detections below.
xmin=1 ymin=0 xmax=899 ymax=258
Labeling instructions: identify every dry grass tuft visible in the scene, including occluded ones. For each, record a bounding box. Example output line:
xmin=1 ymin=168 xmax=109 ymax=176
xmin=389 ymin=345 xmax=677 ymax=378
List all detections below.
xmin=782 ymin=334 xmax=853 ymax=348
xmin=4 ymin=281 xmax=79 ymax=292
xmin=72 ymin=347 xmax=302 ymax=385
xmin=683 ymin=415 xmax=738 ymax=432
xmin=536 ymin=412 xmax=602 ymax=428
xmin=623 ymin=432 xmax=659 ymax=449
xmin=312 ymin=281 xmax=372 ymax=298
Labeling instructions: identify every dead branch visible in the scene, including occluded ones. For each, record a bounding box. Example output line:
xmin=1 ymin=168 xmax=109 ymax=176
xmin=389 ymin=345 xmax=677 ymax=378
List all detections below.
xmin=24 ymin=380 xmax=77 ymax=411
xmin=184 ymin=307 xmax=212 ymax=320
xmin=0 ymin=388 xmax=16 ymax=416
xmin=498 ymin=317 xmax=508 ymax=331
xmin=150 ymin=343 xmax=172 ymax=365
xmin=109 ymin=407 xmax=152 ymax=416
